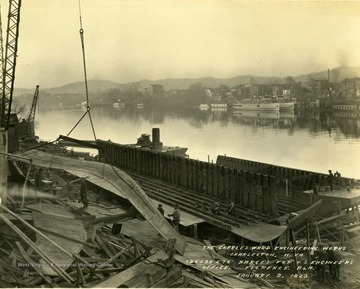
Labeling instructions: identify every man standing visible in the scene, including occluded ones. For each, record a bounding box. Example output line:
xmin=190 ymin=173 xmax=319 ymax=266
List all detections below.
xmin=328 ymin=170 xmax=334 ymax=191
xmin=34 ymin=168 xmax=44 ymax=190
xmin=228 ymin=200 xmax=235 ymax=216
xmin=168 ymin=204 xmax=180 ymax=231
xmin=334 ymin=171 xmax=341 ymax=186
xmin=80 ymin=178 xmax=89 ymax=209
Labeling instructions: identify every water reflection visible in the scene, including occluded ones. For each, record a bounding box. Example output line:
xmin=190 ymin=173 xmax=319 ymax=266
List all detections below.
xmin=88 ymin=106 xmax=360 ymax=139
xmin=36 ymin=105 xmax=360 ymax=178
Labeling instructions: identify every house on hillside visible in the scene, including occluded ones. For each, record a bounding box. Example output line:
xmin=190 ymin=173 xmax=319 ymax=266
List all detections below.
xmin=300 ymin=79 xmax=328 ymax=96
xmin=341 ymin=77 xmax=360 ymax=100
xmin=150 ymin=84 xmax=164 ymax=97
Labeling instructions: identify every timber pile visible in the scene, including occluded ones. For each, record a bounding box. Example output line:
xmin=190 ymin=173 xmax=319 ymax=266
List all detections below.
xmin=0 ymin=201 xmax=185 ymax=288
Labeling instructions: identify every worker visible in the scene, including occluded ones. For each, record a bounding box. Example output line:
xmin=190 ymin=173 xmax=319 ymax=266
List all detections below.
xmin=328 ymin=170 xmax=334 ymax=191
xmin=328 ymin=249 xmax=341 ymax=281
xmin=157 ymin=203 xmax=164 ymax=215
xmin=228 ymin=200 xmax=235 ymax=216
xmin=167 ymin=204 xmax=180 ymax=231
xmin=80 ymin=178 xmax=89 ymax=209
xmin=334 ymin=171 xmax=341 ymax=186
xmin=211 ymin=201 xmax=220 ymax=215
xmin=34 ymin=168 xmax=44 ymax=190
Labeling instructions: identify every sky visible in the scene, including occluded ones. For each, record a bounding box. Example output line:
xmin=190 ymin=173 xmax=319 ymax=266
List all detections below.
xmin=2 ymin=0 xmax=360 ymax=88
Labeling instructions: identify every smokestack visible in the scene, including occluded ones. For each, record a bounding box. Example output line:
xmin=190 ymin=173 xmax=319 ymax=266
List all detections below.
xmin=152 ymin=128 xmax=160 ymax=144
xmin=152 ymin=128 xmax=163 ymax=150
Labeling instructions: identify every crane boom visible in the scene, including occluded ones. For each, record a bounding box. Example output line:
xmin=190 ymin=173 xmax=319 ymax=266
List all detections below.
xmin=0 ymin=0 xmax=22 ymax=129
xmin=27 ymin=85 xmax=39 ymax=122
xmin=0 ymin=0 xmax=22 ymax=207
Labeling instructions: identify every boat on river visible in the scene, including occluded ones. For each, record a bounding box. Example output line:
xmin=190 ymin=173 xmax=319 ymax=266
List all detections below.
xmin=233 ymin=110 xmax=280 ymax=119
xmin=232 ymin=99 xmax=279 ymax=111
xmin=129 ymin=128 xmax=188 ymax=157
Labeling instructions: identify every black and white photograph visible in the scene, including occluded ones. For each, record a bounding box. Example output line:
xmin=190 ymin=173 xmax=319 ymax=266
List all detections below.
xmin=1 ymin=0 xmax=360 ymax=288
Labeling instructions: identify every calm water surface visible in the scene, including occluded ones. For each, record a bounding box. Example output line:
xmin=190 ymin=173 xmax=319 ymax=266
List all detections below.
xmin=35 ymin=106 xmax=360 ymax=179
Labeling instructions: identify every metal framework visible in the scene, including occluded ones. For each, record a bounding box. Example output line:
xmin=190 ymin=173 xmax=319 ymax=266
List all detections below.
xmin=1 ymin=0 xmax=22 ymax=129
xmin=27 ymin=85 xmax=39 ymax=122
xmin=0 ymin=5 xmax=5 ymax=128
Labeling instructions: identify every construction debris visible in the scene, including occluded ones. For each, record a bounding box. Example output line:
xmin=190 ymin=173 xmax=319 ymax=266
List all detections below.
xmin=2 ymin=147 xmax=360 ymax=288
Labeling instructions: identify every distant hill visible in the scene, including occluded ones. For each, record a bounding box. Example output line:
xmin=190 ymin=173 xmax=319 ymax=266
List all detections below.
xmin=14 ymin=79 xmax=122 ymax=96
xmin=43 ymin=79 xmax=122 ymax=94
xmin=135 ymin=75 xmax=284 ymax=90
xmin=14 ymin=65 xmax=360 ymax=96
xmin=295 ymin=65 xmax=360 ymax=82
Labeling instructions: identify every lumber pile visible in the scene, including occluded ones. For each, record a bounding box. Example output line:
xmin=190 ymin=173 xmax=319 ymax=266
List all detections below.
xmin=0 ymin=203 xmax=184 ymax=287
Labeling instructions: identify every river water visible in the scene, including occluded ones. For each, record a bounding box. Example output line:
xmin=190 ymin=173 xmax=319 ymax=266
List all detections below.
xmin=35 ymin=106 xmax=360 ymax=179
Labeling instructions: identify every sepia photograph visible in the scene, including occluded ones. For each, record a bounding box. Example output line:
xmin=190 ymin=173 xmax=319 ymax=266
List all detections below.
xmin=1 ymin=0 xmax=360 ymax=288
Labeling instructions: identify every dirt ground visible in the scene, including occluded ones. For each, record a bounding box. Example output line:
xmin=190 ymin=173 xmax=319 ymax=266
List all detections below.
xmin=282 ymin=246 xmax=360 ymax=289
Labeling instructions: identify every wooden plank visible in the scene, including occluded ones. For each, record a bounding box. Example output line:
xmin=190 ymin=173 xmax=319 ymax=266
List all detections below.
xmin=346 ymin=225 xmax=360 ymax=233
xmin=95 ymin=243 xmax=132 ymax=270
xmin=98 ymin=235 xmax=118 ymax=255
xmin=203 ymin=240 xmax=227 ymax=261
xmin=150 ymin=264 xmax=182 ymax=288
xmin=0 ymin=211 xmax=74 ymax=283
xmin=95 ymin=235 xmax=113 ymax=258
xmin=81 ymin=245 xmax=101 ymax=259
xmin=314 ymin=211 xmax=346 ymax=225
xmin=26 ymin=203 xmax=75 ymax=218
xmin=17 ymin=149 xmax=187 ymax=255
xmin=94 ymin=250 xmax=169 ymax=288
xmin=181 ymin=271 xmax=214 ymax=288
xmin=231 ymin=223 xmax=287 ymax=243
xmin=38 ymin=227 xmax=97 ymax=249
xmin=16 ymin=241 xmax=54 ymax=287
xmin=32 ymin=211 xmax=87 ymax=276
xmin=121 ymin=264 xmax=167 ymax=288
xmin=286 ymin=200 xmax=322 ymax=230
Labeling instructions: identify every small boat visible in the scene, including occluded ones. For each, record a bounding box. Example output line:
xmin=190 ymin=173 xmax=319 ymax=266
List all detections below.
xmin=232 ymin=99 xmax=279 ymax=111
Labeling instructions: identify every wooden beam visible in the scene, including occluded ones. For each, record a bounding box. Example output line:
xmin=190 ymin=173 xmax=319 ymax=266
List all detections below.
xmin=38 ymin=227 xmax=97 ymax=249
xmin=15 ymin=241 xmax=54 ymax=287
xmin=18 ymin=149 xmax=187 ymax=254
xmin=150 ymin=264 xmax=182 ymax=288
xmin=314 ymin=211 xmax=346 ymax=225
xmin=94 ymin=250 xmax=169 ymax=288
xmin=120 ymin=264 xmax=167 ymax=288
xmin=0 ymin=212 xmax=73 ymax=283
xmin=203 ymin=240 xmax=226 ymax=261
xmin=95 ymin=243 xmax=132 ymax=270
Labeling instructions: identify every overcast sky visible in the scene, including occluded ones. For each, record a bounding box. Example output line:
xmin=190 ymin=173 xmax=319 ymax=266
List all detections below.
xmin=3 ymin=0 xmax=360 ymax=88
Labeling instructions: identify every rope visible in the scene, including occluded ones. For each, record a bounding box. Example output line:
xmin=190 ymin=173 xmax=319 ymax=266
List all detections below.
xmin=66 ymin=110 xmax=88 ymax=137
xmin=79 ymin=27 xmax=97 ymax=140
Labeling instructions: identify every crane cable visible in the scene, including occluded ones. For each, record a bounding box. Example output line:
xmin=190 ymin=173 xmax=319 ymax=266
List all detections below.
xmin=66 ymin=0 xmax=97 ymax=140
